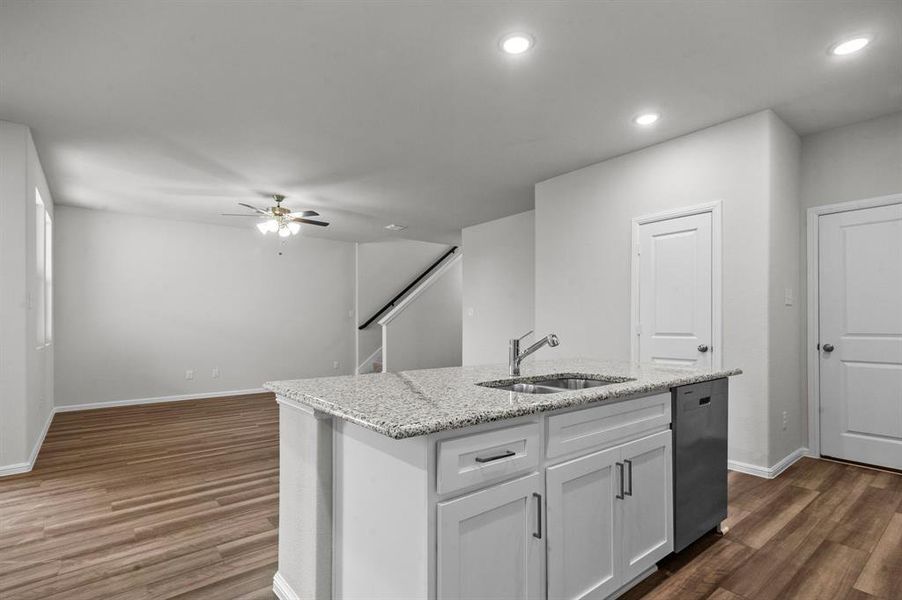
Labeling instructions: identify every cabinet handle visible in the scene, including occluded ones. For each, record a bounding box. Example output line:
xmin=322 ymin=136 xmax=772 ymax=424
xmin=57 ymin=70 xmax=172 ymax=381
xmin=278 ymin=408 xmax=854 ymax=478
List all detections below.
xmin=474 ymin=450 xmax=516 ymax=463
xmin=616 ymin=462 xmax=625 ymax=499
xmin=624 ymin=459 xmax=633 ymax=496
xmin=532 ymin=492 xmax=542 ymax=539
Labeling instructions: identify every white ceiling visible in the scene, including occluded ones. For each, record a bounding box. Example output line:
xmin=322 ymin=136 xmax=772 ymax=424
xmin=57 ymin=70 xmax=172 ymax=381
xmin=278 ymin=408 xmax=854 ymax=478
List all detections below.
xmin=1 ymin=1 xmax=900 ymax=243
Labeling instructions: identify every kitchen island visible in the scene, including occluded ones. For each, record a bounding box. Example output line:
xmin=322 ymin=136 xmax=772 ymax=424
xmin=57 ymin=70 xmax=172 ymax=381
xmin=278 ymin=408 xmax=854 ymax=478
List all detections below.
xmin=266 ymin=358 xmax=740 ymax=600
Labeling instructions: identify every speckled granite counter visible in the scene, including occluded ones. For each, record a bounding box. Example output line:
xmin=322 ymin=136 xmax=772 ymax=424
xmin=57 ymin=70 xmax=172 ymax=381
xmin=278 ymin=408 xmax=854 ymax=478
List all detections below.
xmin=265 ymin=358 xmax=740 ymax=439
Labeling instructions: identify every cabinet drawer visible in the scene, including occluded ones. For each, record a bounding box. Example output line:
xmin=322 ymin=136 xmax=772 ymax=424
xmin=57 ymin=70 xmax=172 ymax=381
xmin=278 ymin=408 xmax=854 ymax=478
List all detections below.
xmin=546 ymin=392 xmax=671 ymax=459
xmin=436 ymin=422 xmax=540 ymax=495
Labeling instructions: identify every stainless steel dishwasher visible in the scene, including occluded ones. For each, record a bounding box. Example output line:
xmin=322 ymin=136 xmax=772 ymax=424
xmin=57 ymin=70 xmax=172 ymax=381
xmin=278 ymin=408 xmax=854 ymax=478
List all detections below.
xmin=671 ymin=378 xmax=728 ymax=552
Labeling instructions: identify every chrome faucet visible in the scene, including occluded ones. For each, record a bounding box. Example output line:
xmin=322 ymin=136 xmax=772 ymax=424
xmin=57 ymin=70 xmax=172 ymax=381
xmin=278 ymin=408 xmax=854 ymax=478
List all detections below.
xmin=509 ymin=330 xmax=560 ymax=376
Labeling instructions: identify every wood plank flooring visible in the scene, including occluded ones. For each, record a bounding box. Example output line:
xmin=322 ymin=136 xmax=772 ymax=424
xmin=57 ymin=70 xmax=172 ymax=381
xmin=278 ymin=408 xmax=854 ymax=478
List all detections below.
xmin=0 ymin=394 xmax=279 ymax=600
xmin=3 ymin=395 xmax=902 ymax=599
xmin=626 ymin=457 xmax=902 ymax=600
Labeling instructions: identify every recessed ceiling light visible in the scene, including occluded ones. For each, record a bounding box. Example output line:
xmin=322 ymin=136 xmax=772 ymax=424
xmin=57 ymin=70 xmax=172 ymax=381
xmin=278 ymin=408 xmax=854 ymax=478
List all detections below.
xmin=500 ymin=33 xmax=534 ymax=55
xmin=384 ymin=224 xmax=407 ymax=231
xmin=634 ymin=113 xmax=660 ymax=126
xmin=830 ymin=37 xmax=871 ymax=56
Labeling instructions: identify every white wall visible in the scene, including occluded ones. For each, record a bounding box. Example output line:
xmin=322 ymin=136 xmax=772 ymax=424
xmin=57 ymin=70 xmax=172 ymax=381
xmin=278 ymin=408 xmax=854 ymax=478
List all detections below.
xmin=462 ymin=210 xmax=535 ymax=366
xmin=382 ymin=257 xmax=462 ymax=372
xmin=54 ymin=207 xmax=356 ymax=407
xmin=767 ymin=114 xmax=803 ymax=466
xmin=0 ymin=121 xmax=54 ymax=473
xmin=535 ymin=110 xmax=802 ymax=469
xmin=798 ymin=110 xmax=902 ymax=449
xmin=800 ymin=111 xmax=902 ymax=211
xmin=356 ymin=239 xmax=451 ymax=371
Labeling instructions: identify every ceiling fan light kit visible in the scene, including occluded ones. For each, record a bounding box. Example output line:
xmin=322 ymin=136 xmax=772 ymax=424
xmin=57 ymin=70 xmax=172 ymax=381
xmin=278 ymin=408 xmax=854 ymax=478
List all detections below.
xmin=223 ymin=194 xmax=330 ymax=236
xmin=256 ymin=220 xmax=280 ymax=234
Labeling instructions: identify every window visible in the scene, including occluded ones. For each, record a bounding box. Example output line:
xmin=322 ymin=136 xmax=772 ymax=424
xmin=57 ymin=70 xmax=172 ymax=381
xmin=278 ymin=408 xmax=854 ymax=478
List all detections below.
xmin=35 ymin=188 xmax=52 ymax=346
xmin=45 ymin=208 xmax=53 ymax=344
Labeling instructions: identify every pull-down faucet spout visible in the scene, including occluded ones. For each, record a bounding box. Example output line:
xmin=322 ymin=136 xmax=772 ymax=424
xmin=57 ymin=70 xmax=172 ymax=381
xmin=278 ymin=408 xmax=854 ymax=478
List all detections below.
xmin=509 ymin=331 xmax=560 ymax=376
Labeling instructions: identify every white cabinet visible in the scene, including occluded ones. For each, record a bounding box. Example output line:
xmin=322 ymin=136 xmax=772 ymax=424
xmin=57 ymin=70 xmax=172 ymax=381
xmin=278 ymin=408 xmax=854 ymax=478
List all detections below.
xmin=619 ymin=430 xmax=674 ymax=582
xmin=330 ymin=393 xmax=675 ymax=600
xmin=438 ymin=429 xmax=673 ymax=600
xmin=437 ymin=472 xmax=545 ymax=600
xmin=436 ymin=422 xmax=541 ymax=494
xmin=545 ymin=430 xmax=673 ymax=599
xmin=546 ymin=445 xmax=621 ymax=600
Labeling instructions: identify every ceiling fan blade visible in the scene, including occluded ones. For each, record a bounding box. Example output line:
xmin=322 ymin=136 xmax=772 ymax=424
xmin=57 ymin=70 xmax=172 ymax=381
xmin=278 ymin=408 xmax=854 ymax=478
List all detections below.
xmin=238 ymin=202 xmax=269 ymax=215
xmin=291 ymin=217 xmax=330 ymax=227
xmin=289 ymin=210 xmax=320 ymax=217
xmin=221 ymin=213 xmax=265 ymax=217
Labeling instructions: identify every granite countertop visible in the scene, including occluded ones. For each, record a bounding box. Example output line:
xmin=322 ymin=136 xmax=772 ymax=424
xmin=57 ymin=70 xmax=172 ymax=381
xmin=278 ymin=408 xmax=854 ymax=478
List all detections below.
xmin=264 ymin=358 xmax=741 ymax=439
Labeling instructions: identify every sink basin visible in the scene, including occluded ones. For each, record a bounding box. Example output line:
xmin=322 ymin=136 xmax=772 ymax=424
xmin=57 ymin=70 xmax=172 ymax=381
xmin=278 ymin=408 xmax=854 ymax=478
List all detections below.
xmin=479 ymin=375 xmax=632 ymax=394
xmin=495 ymin=382 xmax=562 ymax=394
xmin=533 ymin=377 xmax=614 ymax=390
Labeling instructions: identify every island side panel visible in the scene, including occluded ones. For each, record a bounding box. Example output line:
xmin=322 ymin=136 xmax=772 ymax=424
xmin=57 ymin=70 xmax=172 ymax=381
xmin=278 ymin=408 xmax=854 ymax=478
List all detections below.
xmin=333 ymin=419 xmax=431 ymax=599
xmin=276 ymin=398 xmax=333 ymax=600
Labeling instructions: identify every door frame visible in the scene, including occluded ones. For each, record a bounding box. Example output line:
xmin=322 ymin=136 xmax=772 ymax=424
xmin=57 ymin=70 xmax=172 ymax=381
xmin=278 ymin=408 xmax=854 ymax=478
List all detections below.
xmin=805 ymin=193 xmax=902 ymax=456
xmin=630 ymin=201 xmax=723 ymax=368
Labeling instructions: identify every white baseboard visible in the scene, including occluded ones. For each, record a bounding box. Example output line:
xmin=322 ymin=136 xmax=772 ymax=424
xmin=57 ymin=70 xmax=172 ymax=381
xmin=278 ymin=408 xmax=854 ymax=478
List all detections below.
xmin=272 ymin=572 xmax=300 ymax=600
xmin=729 ymin=447 xmax=810 ymax=479
xmin=0 ymin=407 xmax=55 ymax=477
xmin=54 ymin=387 xmax=268 ymax=413
xmin=612 ymin=565 xmax=657 ymax=599
xmin=0 ymin=461 xmax=32 ymax=477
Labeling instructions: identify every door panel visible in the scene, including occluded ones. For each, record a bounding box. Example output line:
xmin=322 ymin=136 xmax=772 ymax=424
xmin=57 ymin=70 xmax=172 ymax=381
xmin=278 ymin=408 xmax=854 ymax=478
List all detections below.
xmin=546 ymin=446 xmax=621 ymax=600
xmin=619 ymin=430 xmax=673 ymax=582
xmin=820 ymin=204 xmax=902 ymax=470
xmin=437 ymin=473 xmax=544 ymax=600
xmin=638 ymin=212 xmax=713 ymax=367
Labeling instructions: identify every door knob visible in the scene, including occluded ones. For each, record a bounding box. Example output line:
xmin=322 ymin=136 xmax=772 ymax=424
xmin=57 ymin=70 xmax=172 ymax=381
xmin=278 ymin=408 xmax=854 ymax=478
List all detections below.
xmin=698 ymin=344 xmax=709 ymax=353
xmin=823 ymin=343 xmax=835 ymax=353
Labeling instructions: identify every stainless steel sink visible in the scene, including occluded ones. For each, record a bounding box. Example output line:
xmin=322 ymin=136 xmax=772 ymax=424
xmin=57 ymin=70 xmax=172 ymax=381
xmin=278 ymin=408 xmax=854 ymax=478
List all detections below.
xmin=495 ymin=382 xmax=562 ymax=394
xmin=479 ymin=375 xmax=632 ymax=394
xmin=533 ymin=377 xmax=615 ymax=390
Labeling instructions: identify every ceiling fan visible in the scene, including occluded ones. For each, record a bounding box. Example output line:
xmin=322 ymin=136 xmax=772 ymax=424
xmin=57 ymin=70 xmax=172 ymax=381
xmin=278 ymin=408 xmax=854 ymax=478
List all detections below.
xmin=221 ymin=194 xmax=330 ymax=237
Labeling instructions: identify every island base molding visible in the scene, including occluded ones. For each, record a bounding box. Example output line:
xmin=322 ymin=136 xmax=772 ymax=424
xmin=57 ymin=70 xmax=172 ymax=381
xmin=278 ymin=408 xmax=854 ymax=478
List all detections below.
xmin=272 ymin=571 xmax=301 ymax=600
xmin=276 ymin=400 xmax=333 ymax=600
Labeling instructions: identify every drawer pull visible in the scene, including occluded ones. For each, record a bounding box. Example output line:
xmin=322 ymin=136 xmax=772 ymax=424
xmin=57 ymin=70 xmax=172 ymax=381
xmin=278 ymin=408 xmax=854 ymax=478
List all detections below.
xmin=475 ymin=450 xmax=516 ymax=463
xmin=699 ymin=396 xmax=711 ymax=406
xmin=616 ymin=462 xmax=625 ymax=499
xmin=533 ymin=492 xmax=543 ymax=539
xmin=624 ymin=459 xmax=633 ymax=496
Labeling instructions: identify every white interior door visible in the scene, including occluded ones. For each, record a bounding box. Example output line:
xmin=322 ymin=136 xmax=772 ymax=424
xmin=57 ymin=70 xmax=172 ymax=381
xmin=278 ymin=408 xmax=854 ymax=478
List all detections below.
xmin=546 ymin=445 xmax=621 ymax=600
xmin=819 ymin=203 xmax=902 ymax=470
xmin=437 ymin=473 xmax=544 ymax=600
xmin=637 ymin=212 xmax=713 ymax=367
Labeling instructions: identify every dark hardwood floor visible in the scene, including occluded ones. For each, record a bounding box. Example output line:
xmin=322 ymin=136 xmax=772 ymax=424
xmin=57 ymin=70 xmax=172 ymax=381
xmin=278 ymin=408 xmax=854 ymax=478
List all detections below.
xmin=0 ymin=393 xmax=279 ymax=600
xmin=626 ymin=457 xmax=902 ymax=600
xmin=2 ymin=395 xmax=901 ymax=599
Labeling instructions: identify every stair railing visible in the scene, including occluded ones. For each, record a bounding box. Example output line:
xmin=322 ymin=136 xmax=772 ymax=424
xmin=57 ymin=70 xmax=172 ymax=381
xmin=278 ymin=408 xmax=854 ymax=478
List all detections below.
xmin=357 ymin=246 xmax=458 ymax=330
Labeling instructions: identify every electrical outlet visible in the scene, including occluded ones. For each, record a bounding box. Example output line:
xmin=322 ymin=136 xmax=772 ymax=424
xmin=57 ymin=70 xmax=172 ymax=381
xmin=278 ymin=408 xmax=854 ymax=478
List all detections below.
xmin=782 ymin=411 xmax=788 ymax=431
xmin=333 ymin=360 xmax=340 ymax=369
xmin=185 ymin=369 xmax=195 ymax=380
xmin=784 ymin=288 xmax=794 ymax=306
xmin=466 ymin=306 xmax=475 ymax=317
xmin=212 ymin=367 xmax=220 ymax=379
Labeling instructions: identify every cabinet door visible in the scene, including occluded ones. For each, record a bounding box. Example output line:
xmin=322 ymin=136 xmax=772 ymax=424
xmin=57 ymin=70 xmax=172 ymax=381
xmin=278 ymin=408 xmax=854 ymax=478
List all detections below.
xmin=546 ymin=445 xmax=622 ymax=600
xmin=437 ymin=472 xmax=544 ymax=600
xmin=619 ymin=430 xmax=673 ymax=582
